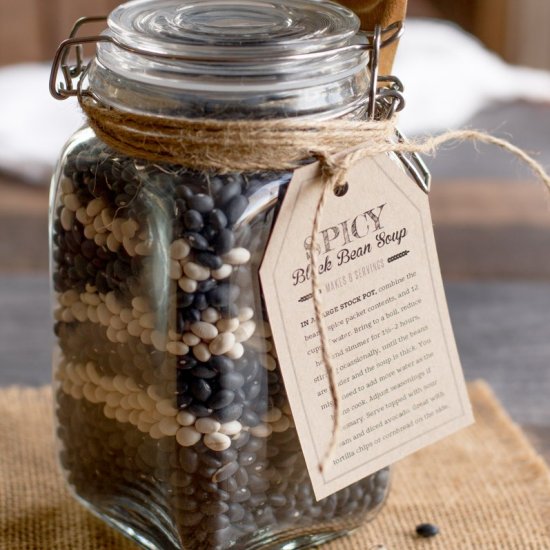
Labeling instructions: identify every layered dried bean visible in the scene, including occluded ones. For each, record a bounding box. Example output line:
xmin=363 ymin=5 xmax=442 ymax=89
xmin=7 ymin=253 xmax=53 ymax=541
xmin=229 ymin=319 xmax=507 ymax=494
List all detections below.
xmin=53 ymin=134 xmax=390 ymax=549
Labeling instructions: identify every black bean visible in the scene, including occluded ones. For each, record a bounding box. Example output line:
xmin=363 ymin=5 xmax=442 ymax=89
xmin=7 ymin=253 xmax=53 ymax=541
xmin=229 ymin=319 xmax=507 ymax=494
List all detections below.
xmin=204 ymin=514 xmax=230 ymax=532
xmin=225 ymin=195 xmax=249 ymax=224
xmin=215 ymin=403 xmax=243 ymax=423
xmin=195 ymin=251 xmax=223 ymax=269
xmin=189 ymin=194 xmax=215 ymax=213
xmin=193 ymin=293 xmax=208 ymax=311
xmin=219 ymin=477 xmax=238 ymax=493
xmin=228 ymin=503 xmax=245 ymax=522
xmin=239 ymin=452 xmax=256 ymax=466
xmin=248 ymin=474 xmax=270 ymax=493
xmin=183 ymin=209 xmax=204 ymax=231
xmin=208 ymin=209 xmax=228 ymax=231
xmin=201 ymin=501 xmax=229 ymax=515
xmin=75 ymin=150 xmax=95 ymax=171
xmin=179 ymin=448 xmax=199 ymax=474
xmin=179 ymin=357 xmax=197 ymax=370
xmin=207 ymin=283 xmax=239 ymax=308
xmin=207 ymin=390 xmax=235 ymax=410
xmin=215 ymin=181 xmax=241 ymax=206
xmin=176 ymin=185 xmax=194 ymax=200
xmin=177 ymin=292 xmax=195 ymax=308
xmin=248 ymin=493 xmax=267 ymax=508
xmin=197 ymin=279 xmax=217 ymax=293
xmin=230 ymin=488 xmax=251 ymax=503
xmin=219 ymin=372 xmax=245 ymax=391
xmin=179 ymin=512 xmax=204 ymax=527
xmin=198 ymin=464 xmax=216 ymax=479
xmin=269 ymin=494 xmax=287 ymax=508
xmin=243 ymin=437 xmax=263 ymax=453
xmin=190 ymin=379 xmax=212 ymax=402
xmin=188 ymin=403 xmax=212 ymax=417
xmin=201 ymin=453 xmax=222 ymax=469
xmin=212 ymin=229 xmax=235 ymax=255
xmin=192 ymin=366 xmax=217 ymax=379
xmin=208 ymin=527 xmax=233 ymax=547
xmin=199 ymin=479 xmax=220 ymax=493
xmin=201 ymin=225 xmax=218 ymax=241
xmin=177 ymin=394 xmax=193 ymax=408
xmin=209 ymin=356 xmax=234 ymax=373
xmin=181 ymin=308 xmax=201 ymax=323
xmin=239 ymin=409 xmax=260 ymax=427
xmin=184 ymin=232 xmax=210 ymax=251
xmin=192 ymin=365 xmax=217 ymax=380
xmin=246 ymin=382 xmax=262 ymax=401
xmin=212 ymin=461 xmax=239 ymax=482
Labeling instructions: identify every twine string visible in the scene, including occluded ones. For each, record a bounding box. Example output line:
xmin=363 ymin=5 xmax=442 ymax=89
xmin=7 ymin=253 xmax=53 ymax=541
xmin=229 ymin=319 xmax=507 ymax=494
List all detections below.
xmin=80 ymin=97 xmax=550 ymax=473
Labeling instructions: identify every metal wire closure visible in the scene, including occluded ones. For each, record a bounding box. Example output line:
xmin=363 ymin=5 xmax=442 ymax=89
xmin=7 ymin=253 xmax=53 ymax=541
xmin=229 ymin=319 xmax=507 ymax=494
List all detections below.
xmin=49 ymin=16 xmax=429 ymax=192
xmin=50 ymin=17 xmax=403 ymax=100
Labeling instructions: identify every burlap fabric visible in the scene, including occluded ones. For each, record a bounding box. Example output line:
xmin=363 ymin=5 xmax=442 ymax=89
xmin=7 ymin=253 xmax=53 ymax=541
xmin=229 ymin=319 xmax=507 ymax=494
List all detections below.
xmin=1 ymin=381 xmax=549 ymax=549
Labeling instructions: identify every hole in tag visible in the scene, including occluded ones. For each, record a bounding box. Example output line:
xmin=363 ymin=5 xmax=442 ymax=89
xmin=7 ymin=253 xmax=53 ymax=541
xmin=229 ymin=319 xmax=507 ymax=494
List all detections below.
xmin=334 ymin=183 xmax=348 ymax=197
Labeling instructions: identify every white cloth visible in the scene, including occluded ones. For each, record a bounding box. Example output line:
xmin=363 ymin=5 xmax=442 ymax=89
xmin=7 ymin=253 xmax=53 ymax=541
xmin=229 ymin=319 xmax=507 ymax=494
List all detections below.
xmin=1 ymin=19 xmax=550 ymax=183
xmin=0 ymin=64 xmax=83 ymax=184
xmin=394 ymin=19 xmax=550 ymax=135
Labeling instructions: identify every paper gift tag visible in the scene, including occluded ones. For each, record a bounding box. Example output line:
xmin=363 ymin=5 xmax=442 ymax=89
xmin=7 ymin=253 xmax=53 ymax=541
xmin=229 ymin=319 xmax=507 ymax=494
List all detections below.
xmin=260 ymin=153 xmax=474 ymax=501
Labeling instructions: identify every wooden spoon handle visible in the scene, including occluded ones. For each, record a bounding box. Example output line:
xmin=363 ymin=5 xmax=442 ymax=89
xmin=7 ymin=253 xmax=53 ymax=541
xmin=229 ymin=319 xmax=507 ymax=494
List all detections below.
xmin=339 ymin=0 xmax=408 ymax=74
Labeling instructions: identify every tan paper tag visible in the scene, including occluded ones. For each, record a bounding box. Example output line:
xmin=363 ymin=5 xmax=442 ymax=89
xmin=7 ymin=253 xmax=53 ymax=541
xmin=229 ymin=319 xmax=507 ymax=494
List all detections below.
xmin=260 ymin=153 xmax=474 ymax=501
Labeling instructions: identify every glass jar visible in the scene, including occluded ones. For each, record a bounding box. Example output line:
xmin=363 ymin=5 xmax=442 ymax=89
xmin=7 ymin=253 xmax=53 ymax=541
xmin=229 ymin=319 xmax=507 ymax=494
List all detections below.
xmin=50 ymin=1 xmax=394 ymax=548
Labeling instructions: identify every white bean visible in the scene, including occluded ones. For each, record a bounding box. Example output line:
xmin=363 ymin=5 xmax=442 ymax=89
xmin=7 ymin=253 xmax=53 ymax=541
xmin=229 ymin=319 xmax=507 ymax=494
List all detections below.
xmin=191 ymin=321 xmax=218 ymax=341
xmin=183 ymin=333 xmax=201 ymax=347
xmin=166 ymin=341 xmax=189 ymax=356
xmin=250 ymin=423 xmax=273 ymax=438
xmin=121 ymin=218 xmax=139 ymax=239
xmin=195 ymin=418 xmax=221 ymax=434
xmin=262 ymin=407 xmax=282 ymax=423
xmin=222 ymin=248 xmax=251 ymax=265
xmin=212 ymin=264 xmax=233 ymax=280
xmin=86 ymin=198 xmax=106 ymax=217
xmin=193 ymin=343 xmax=212 ymax=362
xmin=156 ymin=398 xmax=178 ymax=417
xmin=60 ymin=208 xmax=74 ymax=231
xmin=139 ymin=312 xmax=156 ymax=329
xmin=226 ymin=343 xmax=244 ymax=360
xmin=209 ymin=332 xmax=236 ymax=356
xmin=219 ymin=421 xmax=242 ymax=436
xmin=178 ymin=277 xmax=198 ymax=293
xmin=127 ymin=319 xmax=142 ymax=337
xmin=271 ymin=416 xmax=291 ymax=433
xmin=216 ymin=318 xmax=240 ymax=333
xmin=64 ymin=193 xmax=80 ymax=212
xmin=105 ymin=293 xmax=122 ymax=315
xmin=60 ymin=177 xmax=74 ymax=194
xmin=158 ymin=416 xmax=180 ymax=437
xmin=201 ymin=307 xmax=220 ymax=323
xmin=132 ymin=296 xmax=149 ymax=313
xmin=170 ymin=239 xmax=191 ymax=260
xmin=151 ymin=330 xmax=168 ymax=352
xmin=234 ymin=320 xmax=256 ymax=342
xmin=204 ymin=433 xmax=231 ymax=451
xmin=176 ymin=427 xmax=202 ymax=447
xmin=170 ymin=260 xmax=183 ymax=280
xmin=238 ymin=307 xmax=254 ymax=322
xmin=183 ymin=262 xmax=210 ymax=282
xmin=176 ymin=411 xmax=196 ymax=427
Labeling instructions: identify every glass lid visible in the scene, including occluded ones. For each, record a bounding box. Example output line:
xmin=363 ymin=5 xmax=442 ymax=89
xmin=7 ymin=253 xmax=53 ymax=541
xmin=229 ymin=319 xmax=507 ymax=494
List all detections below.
xmin=89 ymin=0 xmax=370 ymax=119
xmin=106 ymin=0 xmax=361 ymax=60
